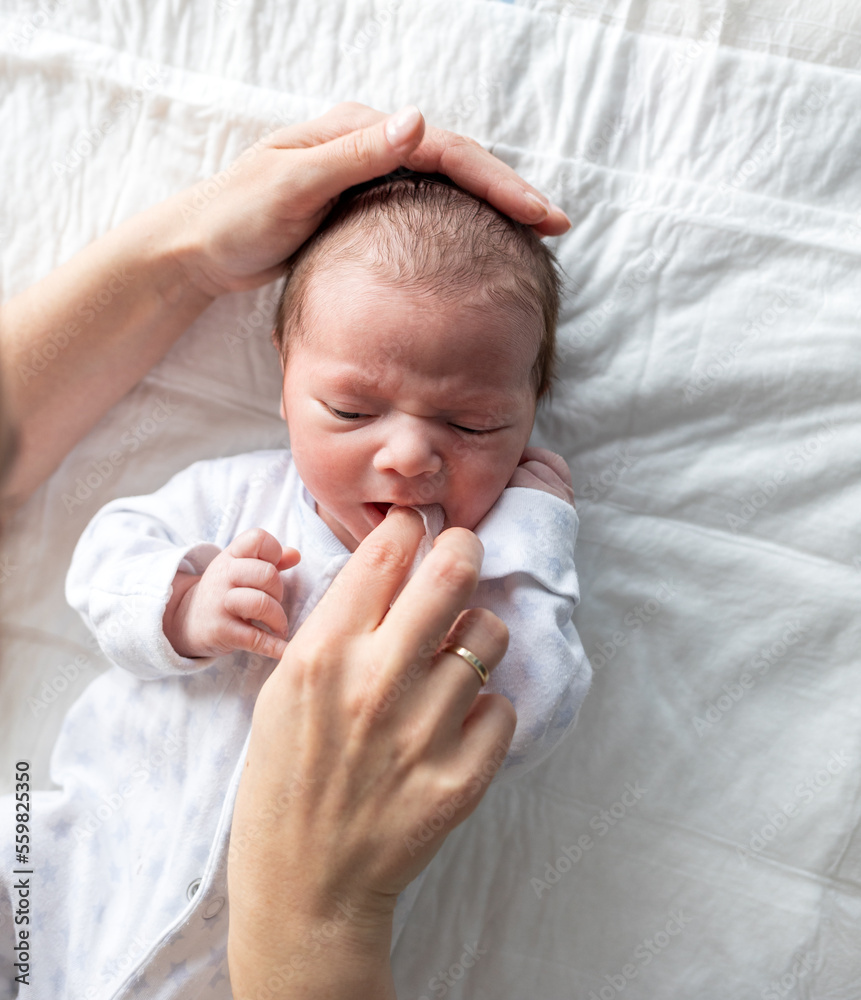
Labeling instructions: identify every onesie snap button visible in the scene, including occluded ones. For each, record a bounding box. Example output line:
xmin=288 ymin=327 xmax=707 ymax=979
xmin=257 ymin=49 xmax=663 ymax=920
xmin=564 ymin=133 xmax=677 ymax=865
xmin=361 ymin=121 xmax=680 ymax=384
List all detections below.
xmin=186 ymin=878 xmax=202 ymax=900
xmin=203 ymin=896 xmax=225 ymax=919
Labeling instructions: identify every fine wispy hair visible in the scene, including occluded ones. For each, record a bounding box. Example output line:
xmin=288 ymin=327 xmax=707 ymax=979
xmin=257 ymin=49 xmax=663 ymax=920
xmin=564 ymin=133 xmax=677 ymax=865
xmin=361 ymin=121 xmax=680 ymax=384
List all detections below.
xmin=273 ymin=170 xmax=562 ymax=397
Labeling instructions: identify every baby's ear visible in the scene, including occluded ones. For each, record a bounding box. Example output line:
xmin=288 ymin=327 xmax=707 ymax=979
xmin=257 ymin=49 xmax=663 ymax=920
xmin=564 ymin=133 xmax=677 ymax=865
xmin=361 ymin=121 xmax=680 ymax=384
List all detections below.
xmin=272 ymin=329 xmax=284 ymax=366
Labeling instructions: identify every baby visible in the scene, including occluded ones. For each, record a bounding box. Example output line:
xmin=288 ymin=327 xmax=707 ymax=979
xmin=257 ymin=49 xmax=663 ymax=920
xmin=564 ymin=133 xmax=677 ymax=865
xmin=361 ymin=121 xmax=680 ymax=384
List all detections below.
xmin=157 ymin=172 xmax=581 ymax=666
xmin=16 ymin=174 xmax=591 ymax=996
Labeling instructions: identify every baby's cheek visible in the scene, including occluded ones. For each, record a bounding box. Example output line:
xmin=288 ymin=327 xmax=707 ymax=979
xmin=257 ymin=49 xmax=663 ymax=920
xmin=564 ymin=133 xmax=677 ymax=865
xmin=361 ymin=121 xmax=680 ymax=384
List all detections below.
xmin=462 ymin=482 xmax=508 ymax=529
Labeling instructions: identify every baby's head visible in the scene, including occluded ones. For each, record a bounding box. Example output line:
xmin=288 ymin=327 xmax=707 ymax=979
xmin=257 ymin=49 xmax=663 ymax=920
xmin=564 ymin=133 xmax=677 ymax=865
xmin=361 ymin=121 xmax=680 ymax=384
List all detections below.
xmin=272 ymin=171 xmax=562 ymax=551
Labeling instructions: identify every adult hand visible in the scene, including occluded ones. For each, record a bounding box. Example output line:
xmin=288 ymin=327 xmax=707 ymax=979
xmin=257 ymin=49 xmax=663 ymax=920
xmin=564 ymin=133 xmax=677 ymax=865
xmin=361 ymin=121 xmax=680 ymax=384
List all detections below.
xmin=175 ymin=102 xmax=571 ymax=298
xmin=227 ymin=508 xmax=516 ymax=999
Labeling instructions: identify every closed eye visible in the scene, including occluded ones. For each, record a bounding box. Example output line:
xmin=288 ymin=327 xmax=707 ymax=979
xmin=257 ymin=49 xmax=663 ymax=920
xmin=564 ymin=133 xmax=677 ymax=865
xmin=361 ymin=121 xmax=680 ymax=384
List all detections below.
xmin=326 ymin=405 xmax=495 ymax=433
xmin=328 ymin=406 xmax=367 ymax=420
xmin=451 ymin=423 xmax=494 ymax=435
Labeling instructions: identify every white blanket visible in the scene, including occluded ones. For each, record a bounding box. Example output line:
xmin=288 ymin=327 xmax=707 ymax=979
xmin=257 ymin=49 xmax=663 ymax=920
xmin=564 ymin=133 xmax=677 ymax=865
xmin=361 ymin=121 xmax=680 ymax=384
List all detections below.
xmin=1 ymin=0 xmax=860 ymax=996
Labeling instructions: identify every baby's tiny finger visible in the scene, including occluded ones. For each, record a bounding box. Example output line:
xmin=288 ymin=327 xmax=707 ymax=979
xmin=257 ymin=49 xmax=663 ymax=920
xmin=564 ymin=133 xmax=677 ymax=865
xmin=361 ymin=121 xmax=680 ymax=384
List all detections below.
xmin=506 ymin=467 xmax=535 ymax=490
xmin=518 ymin=460 xmax=563 ymax=491
xmin=225 ymin=589 xmax=289 ymax=637
xmin=228 ymin=558 xmax=284 ymax=601
xmin=277 ymin=546 xmax=302 ymax=571
xmin=508 ymin=465 xmax=575 ymax=505
xmin=520 ymin=447 xmax=573 ymax=486
xmin=230 ymin=622 xmax=288 ymax=661
xmin=226 ymin=528 xmax=284 ymax=566
xmin=544 ymin=451 xmax=574 ymax=487
xmin=524 ymin=462 xmax=575 ymax=504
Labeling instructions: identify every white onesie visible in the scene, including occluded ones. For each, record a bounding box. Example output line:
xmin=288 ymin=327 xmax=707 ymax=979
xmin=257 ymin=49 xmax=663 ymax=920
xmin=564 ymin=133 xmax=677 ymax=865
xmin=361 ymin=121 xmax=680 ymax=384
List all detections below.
xmin=0 ymin=449 xmax=590 ymax=1000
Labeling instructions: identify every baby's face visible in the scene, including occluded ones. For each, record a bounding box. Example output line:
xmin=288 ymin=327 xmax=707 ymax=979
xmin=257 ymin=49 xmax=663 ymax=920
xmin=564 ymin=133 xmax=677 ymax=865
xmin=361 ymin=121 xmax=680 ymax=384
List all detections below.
xmin=280 ymin=268 xmax=539 ymax=552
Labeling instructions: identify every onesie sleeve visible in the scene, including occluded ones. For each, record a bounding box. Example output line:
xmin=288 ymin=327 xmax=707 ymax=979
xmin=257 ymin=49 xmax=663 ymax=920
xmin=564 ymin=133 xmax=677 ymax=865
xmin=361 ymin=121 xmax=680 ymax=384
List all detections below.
xmin=65 ymin=458 xmax=235 ymax=679
xmin=472 ymin=487 xmax=592 ymax=785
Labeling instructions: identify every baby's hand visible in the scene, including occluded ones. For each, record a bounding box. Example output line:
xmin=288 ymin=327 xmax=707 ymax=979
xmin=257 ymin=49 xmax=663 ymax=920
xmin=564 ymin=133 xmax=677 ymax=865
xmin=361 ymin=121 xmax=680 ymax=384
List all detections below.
xmin=163 ymin=529 xmax=301 ymax=661
xmin=507 ymin=447 xmax=576 ymax=507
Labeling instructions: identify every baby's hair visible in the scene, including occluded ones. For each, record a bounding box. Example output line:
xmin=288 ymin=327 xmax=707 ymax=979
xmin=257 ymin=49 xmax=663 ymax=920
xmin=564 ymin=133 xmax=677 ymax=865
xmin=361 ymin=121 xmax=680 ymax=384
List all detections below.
xmin=272 ymin=170 xmax=562 ymax=398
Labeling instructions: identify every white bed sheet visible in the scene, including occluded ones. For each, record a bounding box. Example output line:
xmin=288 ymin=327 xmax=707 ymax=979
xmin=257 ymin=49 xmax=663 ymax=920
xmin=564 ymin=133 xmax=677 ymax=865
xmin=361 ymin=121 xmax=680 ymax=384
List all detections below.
xmin=1 ymin=0 xmax=860 ymax=996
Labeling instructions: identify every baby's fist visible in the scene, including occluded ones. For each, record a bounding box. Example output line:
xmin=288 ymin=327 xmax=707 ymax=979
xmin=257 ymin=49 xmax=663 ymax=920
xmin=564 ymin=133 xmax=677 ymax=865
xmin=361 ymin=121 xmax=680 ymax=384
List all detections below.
xmin=507 ymin=447 xmax=575 ymax=506
xmin=164 ymin=528 xmax=301 ymax=660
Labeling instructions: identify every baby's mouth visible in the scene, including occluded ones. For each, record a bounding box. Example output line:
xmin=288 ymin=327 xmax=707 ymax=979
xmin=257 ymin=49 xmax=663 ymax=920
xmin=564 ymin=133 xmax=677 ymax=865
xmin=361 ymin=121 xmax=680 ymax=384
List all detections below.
xmin=363 ymin=501 xmax=394 ymax=529
xmin=365 ymin=500 xmax=439 ymax=529
xmin=365 ymin=501 xmax=450 ymax=532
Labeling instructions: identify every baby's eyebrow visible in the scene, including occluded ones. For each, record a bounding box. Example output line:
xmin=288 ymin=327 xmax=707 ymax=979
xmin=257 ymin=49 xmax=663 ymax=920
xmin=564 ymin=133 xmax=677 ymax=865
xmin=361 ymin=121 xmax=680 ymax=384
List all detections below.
xmin=320 ymin=369 xmax=511 ymax=412
xmin=321 ymin=371 xmax=381 ymax=396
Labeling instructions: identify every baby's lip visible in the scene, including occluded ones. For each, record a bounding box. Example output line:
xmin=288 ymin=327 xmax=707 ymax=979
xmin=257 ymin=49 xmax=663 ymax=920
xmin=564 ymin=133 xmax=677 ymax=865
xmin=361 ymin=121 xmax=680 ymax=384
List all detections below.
xmin=363 ymin=501 xmax=396 ymax=530
xmin=370 ymin=499 xmax=427 ymax=513
xmin=364 ymin=500 xmax=448 ymax=530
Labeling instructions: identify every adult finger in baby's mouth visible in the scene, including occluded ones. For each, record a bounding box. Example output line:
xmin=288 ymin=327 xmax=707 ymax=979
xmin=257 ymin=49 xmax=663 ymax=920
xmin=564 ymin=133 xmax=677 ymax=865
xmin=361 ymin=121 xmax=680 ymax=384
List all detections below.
xmin=320 ymin=506 xmax=426 ymax=633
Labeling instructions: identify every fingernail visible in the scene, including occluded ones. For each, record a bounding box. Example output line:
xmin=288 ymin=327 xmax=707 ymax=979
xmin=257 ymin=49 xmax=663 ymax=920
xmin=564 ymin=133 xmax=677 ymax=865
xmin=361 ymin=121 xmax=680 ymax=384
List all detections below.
xmin=522 ymin=189 xmax=550 ymax=221
xmin=385 ymin=105 xmax=422 ymax=146
xmin=386 ymin=504 xmax=421 ymax=519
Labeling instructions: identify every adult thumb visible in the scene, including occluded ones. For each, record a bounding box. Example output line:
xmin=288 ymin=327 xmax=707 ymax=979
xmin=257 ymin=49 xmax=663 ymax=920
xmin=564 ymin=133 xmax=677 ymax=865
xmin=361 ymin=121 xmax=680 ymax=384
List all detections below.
xmin=302 ymin=105 xmax=425 ymax=205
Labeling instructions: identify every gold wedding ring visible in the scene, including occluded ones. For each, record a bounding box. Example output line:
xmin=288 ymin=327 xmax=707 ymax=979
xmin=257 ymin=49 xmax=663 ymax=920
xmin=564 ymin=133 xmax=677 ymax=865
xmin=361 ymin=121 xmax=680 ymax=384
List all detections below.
xmin=441 ymin=643 xmax=489 ymax=686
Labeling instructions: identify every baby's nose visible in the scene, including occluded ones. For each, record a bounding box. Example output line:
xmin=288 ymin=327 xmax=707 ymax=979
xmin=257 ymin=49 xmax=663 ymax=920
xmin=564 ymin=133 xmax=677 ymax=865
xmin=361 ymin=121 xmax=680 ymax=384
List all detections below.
xmin=373 ymin=424 xmax=443 ymax=479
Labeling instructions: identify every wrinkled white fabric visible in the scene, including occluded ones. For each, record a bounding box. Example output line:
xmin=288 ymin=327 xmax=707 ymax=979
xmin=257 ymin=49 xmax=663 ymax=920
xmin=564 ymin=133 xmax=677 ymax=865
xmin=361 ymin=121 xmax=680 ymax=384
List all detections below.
xmin=2 ymin=0 xmax=860 ymax=996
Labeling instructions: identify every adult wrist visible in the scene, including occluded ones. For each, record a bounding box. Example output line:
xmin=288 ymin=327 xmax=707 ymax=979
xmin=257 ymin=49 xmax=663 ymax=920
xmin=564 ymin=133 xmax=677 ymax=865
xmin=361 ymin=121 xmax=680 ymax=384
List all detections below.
xmin=228 ymin=902 xmax=397 ymax=1000
xmin=137 ymin=191 xmax=224 ymax=305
